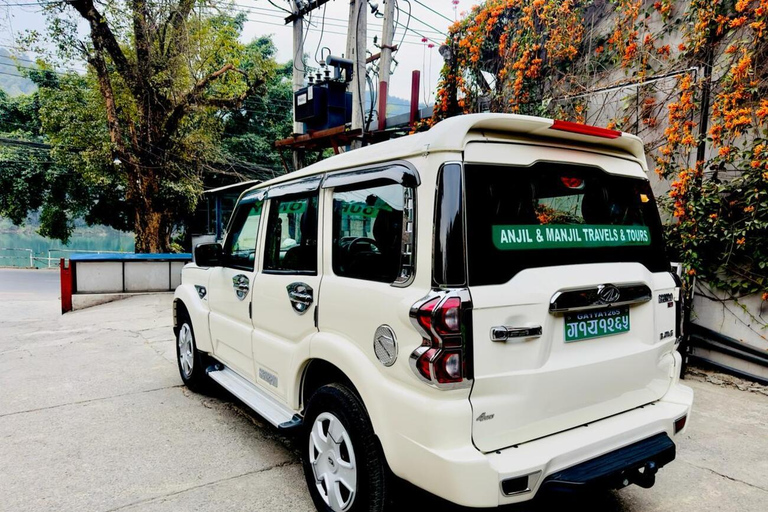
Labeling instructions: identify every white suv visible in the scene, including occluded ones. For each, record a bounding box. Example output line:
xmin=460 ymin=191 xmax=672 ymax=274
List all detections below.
xmin=173 ymin=113 xmax=693 ymax=511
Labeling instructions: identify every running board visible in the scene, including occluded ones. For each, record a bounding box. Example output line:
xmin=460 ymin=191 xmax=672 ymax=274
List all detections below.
xmin=207 ymin=365 xmax=302 ymax=430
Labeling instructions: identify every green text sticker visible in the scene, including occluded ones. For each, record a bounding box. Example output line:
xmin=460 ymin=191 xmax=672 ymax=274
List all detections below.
xmin=339 ymin=200 xmax=393 ymax=219
xmin=492 ymin=224 xmax=651 ymax=250
xmin=278 ymin=200 xmax=307 ymax=215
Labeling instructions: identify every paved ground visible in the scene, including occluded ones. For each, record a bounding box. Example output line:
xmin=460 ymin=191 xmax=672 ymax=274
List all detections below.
xmin=1 ymin=268 xmax=767 ymax=511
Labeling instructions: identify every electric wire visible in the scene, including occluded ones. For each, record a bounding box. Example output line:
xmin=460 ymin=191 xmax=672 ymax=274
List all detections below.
xmin=267 ymin=0 xmax=292 ymax=15
xmin=412 ymin=0 xmax=453 ymax=23
xmin=313 ymin=1 xmax=328 ymax=66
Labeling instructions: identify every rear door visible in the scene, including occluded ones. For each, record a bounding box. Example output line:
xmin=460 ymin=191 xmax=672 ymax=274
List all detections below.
xmin=463 ymin=143 xmax=678 ymax=452
xmin=250 ymin=179 xmax=322 ymax=402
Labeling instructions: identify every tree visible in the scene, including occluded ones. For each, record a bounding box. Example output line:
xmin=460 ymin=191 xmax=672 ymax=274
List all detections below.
xmin=20 ymin=1 xmax=273 ymax=252
xmin=219 ymin=38 xmax=294 ymax=178
xmin=0 ymin=83 xmax=96 ymax=241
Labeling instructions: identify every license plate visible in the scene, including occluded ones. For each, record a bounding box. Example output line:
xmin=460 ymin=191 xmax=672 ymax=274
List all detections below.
xmin=564 ymin=306 xmax=630 ymax=342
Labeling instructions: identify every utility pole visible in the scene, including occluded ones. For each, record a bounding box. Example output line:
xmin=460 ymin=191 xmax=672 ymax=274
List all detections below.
xmin=290 ymin=1 xmax=305 ymax=169
xmin=378 ymin=0 xmax=396 ymax=131
xmin=346 ymin=0 xmax=367 ymax=148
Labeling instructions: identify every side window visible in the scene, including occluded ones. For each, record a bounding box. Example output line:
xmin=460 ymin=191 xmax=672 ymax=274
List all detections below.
xmin=332 ymin=183 xmax=405 ymax=283
xmin=263 ymin=194 xmax=319 ymax=273
xmin=222 ymin=200 xmax=264 ymax=270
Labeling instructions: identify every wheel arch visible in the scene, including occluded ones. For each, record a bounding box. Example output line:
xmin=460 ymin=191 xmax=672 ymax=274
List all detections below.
xmin=173 ymin=286 xmax=213 ymax=352
xmin=300 ymin=359 xmax=362 ymax=413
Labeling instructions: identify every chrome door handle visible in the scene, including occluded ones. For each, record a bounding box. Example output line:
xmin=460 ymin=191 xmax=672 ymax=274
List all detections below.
xmin=490 ymin=325 xmax=542 ymax=342
xmin=287 ymin=282 xmax=313 ymax=314
xmin=232 ymin=274 xmax=250 ymax=301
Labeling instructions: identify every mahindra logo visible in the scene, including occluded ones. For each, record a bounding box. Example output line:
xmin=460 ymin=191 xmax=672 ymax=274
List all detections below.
xmin=597 ymin=284 xmax=621 ymax=304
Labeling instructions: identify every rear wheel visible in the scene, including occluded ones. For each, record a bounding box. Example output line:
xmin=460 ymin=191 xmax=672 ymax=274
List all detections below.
xmin=175 ymin=310 xmax=209 ymax=392
xmin=302 ymin=383 xmax=390 ymax=512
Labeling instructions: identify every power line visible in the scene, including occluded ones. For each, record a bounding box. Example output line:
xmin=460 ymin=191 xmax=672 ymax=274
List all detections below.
xmin=412 ymin=0 xmax=453 ymax=23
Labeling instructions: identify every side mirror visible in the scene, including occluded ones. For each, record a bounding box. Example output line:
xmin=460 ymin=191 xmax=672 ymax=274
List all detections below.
xmin=194 ymin=243 xmax=222 ymax=267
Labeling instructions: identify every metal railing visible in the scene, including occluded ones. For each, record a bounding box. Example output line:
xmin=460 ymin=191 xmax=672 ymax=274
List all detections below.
xmin=43 ymin=249 xmax=131 ymax=268
xmin=0 ymin=248 xmax=132 ymax=268
xmin=0 ymin=248 xmax=34 ymax=267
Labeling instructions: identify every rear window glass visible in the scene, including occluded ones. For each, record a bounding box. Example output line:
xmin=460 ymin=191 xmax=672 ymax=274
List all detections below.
xmin=464 ymin=163 xmax=669 ymax=286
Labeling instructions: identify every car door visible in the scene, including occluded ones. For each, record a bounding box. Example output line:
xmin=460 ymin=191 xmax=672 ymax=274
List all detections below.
xmin=208 ymin=189 xmax=265 ymax=382
xmin=251 ymin=178 xmax=322 ymax=401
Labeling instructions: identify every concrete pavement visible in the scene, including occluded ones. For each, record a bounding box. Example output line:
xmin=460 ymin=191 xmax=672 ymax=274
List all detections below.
xmin=0 ymin=268 xmax=766 ymax=511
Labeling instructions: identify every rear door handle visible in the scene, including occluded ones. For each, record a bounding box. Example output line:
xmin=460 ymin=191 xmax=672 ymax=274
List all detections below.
xmin=491 ymin=325 xmax=542 ymax=342
xmin=287 ymin=282 xmax=313 ymax=314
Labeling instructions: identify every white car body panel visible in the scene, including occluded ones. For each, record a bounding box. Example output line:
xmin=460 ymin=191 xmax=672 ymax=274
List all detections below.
xmin=171 ymin=114 xmax=694 ymax=508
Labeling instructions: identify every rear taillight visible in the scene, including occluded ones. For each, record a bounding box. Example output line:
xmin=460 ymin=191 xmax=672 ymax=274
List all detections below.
xmin=409 ymin=290 xmax=472 ymax=388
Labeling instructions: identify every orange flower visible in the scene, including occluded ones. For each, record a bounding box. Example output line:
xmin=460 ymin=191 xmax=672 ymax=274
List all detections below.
xmin=744 ymin=205 xmax=755 ymax=213
xmin=687 ymin=269 xmax=696 ymax=276
xmin=709 ymin=213 xmax=718 ymax=219
xmin=736 ymin=0 xmax=750 ymax=12
xmin=757 ymin=99 xmax=768 ymax=118
xmin=730 ymin=16 xmax=748 ymax=29
xmin=762 ymin=292 xmax=768 ymax=301
xmin=736 ymin=237 xmax=746 ymax=246
xmin=719 ymin=146 xmax=733 ymax=157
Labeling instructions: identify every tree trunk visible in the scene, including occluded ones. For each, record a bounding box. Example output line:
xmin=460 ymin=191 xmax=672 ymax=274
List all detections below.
xmin=128 ymin=166 xmax=172 ymax=253
xmin=134 ymin=209 xmax=172 ymax=253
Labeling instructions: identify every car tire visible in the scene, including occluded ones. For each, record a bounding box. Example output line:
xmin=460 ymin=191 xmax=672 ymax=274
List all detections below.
xmin=175 ymin=309 xmax=209 ymax=392
xmin=302 ymin=383 xmax=391 ymax=512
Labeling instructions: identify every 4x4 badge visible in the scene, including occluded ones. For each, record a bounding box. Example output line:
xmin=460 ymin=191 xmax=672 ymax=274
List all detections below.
xmin=476 ymin=412 xmax=495 ymax=422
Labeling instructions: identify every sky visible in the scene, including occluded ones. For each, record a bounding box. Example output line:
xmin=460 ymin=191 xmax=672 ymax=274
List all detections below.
xmin=0 ymin=0 xmax=461 ymax=101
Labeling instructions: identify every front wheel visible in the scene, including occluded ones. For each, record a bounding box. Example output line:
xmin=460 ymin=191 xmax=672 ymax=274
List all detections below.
xmin=175 ymin=310 xmax=209 ymax=392
xmin=302 ymin=384 xmax=391 ymax=512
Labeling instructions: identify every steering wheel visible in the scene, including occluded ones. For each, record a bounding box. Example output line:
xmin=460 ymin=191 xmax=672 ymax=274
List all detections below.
xmin=346 ymin=237 xmax=380 ymax=255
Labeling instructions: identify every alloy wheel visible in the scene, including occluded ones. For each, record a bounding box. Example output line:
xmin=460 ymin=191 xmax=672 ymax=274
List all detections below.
xmin=309 ymin=411 xmax=358 ymax=511
xmin=178 ymin=323 xmax=194 ymax=379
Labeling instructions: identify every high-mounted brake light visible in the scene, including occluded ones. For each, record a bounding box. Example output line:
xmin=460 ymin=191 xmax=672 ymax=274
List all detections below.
xmin=550 ymin=119 xmax=622 ymax=139
xmin=560 ymin=176 xmax=585 ymax=190
xmin=409 ymin=291 xmax=472 ymax=388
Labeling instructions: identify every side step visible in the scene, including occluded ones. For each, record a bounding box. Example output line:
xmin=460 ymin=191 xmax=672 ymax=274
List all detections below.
xmin=207 ymin=365 xmax=302 ymax=430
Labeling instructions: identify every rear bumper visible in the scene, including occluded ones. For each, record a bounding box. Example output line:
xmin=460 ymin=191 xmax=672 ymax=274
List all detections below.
xmin=389 ymin=383 xmax=693 ymax=507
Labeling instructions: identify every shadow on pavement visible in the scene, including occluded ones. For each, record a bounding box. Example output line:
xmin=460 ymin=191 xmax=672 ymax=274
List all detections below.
xmin=198 ymin=380 xmax=632 ymax=512
xmin=393 ymin=478 xmax=627 ymax=511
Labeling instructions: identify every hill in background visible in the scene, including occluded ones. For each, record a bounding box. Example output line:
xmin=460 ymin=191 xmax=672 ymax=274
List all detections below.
xmin=0 ymin=48 xmax=37 ymax=96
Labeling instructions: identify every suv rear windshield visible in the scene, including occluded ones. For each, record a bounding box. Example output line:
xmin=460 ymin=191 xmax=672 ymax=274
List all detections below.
xmin=464 ymin=162 xmax=669 ymax=286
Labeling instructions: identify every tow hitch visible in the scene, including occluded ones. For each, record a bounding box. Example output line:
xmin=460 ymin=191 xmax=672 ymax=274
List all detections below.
xmin=539 ymin=433 xmax=675 ymax=494
xmin=626 ymin=460 xmax=658 ymax=489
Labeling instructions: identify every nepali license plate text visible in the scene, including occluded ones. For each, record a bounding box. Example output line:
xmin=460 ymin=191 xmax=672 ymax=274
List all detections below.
xmin=564 ymin=306 xmax=630 ymax=342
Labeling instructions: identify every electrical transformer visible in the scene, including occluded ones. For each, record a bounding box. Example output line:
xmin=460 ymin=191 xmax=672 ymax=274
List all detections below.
xmin=294 ymin=81 xmax=352 ymax=132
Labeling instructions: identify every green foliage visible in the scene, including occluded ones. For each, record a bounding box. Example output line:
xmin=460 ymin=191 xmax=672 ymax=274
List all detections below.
xmin=220 ymin=39 xmax=293 ymax=178
xmin=437 ymin=0 xmax=767 ymax=300
xmin=4 ymin=2 xmax=289 ymax=251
